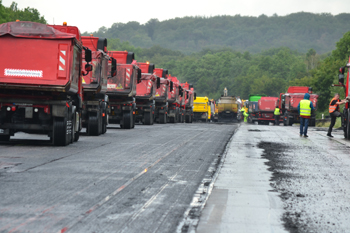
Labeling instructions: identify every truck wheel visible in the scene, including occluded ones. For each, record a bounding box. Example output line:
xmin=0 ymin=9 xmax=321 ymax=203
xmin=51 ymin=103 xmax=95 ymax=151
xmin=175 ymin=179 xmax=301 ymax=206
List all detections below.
xmin=159 ymin=113 xmax=166 ymax=124
xmin=88 ymin=115 xmax=99 ymax=136
xmin=169 ymin=117 xmax=175 ymax=123
xmin=0 ymin=135 xmax=10 ymax=141
xmin=144 ymin=111 xmax=153 ymax=125
xmin=100 ymin=104 xmax=107 ymax=134
xmin=185 ymin=115 xmax=190 ymax=123
xmin=309 ymin=119 xmax=315 ymax=127
xmin=121 ymin=111 xmax=132 ymax=129
xmin=71 ymin=109 xmax=76 ymax=143
xmin=288 ymin=118 xmax=293 ymax=126
xmin=102 ymin=116 xmax=107 ymax=134
xmin=53 ymin=117 xmax=70 ymax=146
xmin=131 ymin=113 xmax=135 ymax=128
xmin=346 ymin=109 xmax=350 ymax=139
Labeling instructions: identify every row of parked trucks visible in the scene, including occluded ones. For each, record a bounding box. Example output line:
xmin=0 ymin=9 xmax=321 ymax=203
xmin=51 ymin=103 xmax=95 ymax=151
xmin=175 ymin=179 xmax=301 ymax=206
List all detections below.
xmin=0 ymin=21 xmax=196 ymax=145
xmin=246 ymin=86 xmax=319 ymax=126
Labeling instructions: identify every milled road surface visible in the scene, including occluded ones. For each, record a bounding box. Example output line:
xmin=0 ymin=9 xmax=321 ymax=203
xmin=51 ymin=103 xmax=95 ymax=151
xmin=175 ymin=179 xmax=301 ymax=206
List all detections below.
xmin=0 ymin=123 xmax=236 ymax=233
xmin=197 ymin=123 xmax=350 ymax=233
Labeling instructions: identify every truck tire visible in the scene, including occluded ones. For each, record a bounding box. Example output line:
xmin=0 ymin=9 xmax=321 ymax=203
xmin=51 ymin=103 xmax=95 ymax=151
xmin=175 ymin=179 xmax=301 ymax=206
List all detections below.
xmin=53 ymin=117 xmax=70 ymax=146
xmin=169 ymin=117 xmax=175 ymax=123
xmin=346 ymin=109 xmax=350 ymax=139
xmin=102 ymin=105 xmax=107 ymax=134
xmin=131 ymin=113 xmax=135 ymax=128
xmin=0 ymin=135 xmax=10 ymax=141
xmin=159 ymin=113 xmax=166 ymax=124
xmin=309 ymin=119 xmax=316 ymax=127
xmin=185 ymin=115 xmax=190 ymax=123
xmin=144 ymin=111 xmax=153 ymax=125
xmin=121 ymin=111 xmax=132 ymax=129
xmin=74 ymin=111 xmax=80 ymax=142
xmin=88 ymin=115 xmax=99 ymax=136
xmin=175 ymin=108 xmax=180 ymax=123
xmin=71 ymin=108 xmax=76 ymax=143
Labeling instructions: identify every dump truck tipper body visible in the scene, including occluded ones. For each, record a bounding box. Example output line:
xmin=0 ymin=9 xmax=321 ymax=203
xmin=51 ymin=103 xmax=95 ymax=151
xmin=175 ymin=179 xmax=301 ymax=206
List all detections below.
xmin=153 ymin=68 xmax=169 ymax=124
xmin=0 ymin=21 xmax=90 ymax=145
xmin=180 ymin=82 xmax=195 ymax=123
xmin=81 ymin=36 xmax=111 ymax=135
xmin=247 ymin=95 xmax=265 ymax=123
xmin=107 ymin=51 xmax=138 ymax=129
xmin=167 ymin=76 xmax=181 ymax=123
xmin=193 ymin=96 xmax=210 ymax=122
xmin=280 ymin=86 xmax=318 ymax=126
xmin=135 ymin=62 xmax=157 ymax=125
xmin=256 ymin=97 xmax=279 ymax=125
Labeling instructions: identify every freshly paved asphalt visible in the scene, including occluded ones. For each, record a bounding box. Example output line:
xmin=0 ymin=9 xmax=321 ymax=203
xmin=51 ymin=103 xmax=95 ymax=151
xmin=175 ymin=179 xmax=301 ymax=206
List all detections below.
xmin=0 ymin=122 xmax=236 ymax=233
xmin=3 ymin=122 xmax=350 ymax=233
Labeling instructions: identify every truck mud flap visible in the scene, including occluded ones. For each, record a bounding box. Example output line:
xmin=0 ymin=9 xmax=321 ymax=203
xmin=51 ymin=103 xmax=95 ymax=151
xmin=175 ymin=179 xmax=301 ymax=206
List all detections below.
xmin=52 ymin=105 xmax=68 ymax=117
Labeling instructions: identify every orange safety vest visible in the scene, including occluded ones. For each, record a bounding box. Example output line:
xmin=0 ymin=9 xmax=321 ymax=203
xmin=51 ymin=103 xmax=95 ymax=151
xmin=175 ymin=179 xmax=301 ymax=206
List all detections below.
xmin=329 ymin=98 xmax=339 ymax=113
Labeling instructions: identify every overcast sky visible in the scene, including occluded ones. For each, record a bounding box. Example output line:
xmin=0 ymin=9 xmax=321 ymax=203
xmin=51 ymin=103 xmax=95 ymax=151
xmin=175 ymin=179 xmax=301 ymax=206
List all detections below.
xmin=2 ymin=0 xmax=349 ymax=33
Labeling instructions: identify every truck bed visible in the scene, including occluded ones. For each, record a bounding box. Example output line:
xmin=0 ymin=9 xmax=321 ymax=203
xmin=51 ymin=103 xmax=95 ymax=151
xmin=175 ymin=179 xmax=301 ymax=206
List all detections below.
xmin=0 ymin=36 xmax=76 ymax=91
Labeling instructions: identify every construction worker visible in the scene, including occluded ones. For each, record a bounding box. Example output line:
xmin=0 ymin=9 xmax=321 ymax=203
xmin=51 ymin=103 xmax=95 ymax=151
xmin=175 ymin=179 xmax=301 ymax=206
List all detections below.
xmin=327 ymin=93 xmax=346 ymax=137
xmin=242 ymin=108 xmax=249 ymax=123
xmin=274 ymin=106 xmax=281 ymax=125
xmin=297 ymin=93 xmax=314 ymax=137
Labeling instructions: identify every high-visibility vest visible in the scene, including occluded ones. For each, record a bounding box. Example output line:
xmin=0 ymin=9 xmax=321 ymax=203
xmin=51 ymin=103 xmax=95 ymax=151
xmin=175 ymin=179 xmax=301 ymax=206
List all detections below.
xmin=300 ymin=99 xmax=311 ymax=117
xmin=329 ymin=98 xmax=339 ymax=113
xmin=274 ymin=108 xmax=280 ymax=115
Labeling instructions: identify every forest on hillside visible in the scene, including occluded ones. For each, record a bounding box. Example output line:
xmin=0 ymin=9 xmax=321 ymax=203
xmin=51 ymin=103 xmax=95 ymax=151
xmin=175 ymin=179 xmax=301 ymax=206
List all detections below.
xmin=88 ymin=13 xmax=350 ymax=54
xmin=0 ymin=0 xmax=46 ymax=24
xmin=107 ymin=29 xmax=350 ymax=113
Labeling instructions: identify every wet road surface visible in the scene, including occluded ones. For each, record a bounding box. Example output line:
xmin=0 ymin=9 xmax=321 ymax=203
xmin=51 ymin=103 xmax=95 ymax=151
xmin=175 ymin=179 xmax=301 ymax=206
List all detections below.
xmin=197 ymin=123 xmax=350 ymax=233
xmin=0 ymin=123 xmax=236 ymax=233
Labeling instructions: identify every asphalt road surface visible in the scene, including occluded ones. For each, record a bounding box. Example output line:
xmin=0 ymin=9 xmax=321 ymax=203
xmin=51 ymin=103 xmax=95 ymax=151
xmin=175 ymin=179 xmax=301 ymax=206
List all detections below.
xmin=0 ymin=123 xmax=236 ymax=233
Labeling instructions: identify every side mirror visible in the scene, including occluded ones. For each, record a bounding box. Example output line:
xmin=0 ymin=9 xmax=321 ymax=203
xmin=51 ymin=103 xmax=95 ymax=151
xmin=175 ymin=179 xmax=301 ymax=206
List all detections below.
xmin=194 ymin=92 xmax=197 ymax=100
xmin=84 ymin=48 xmax=92 ymax=63
xmin=339 ymin=74 xmax=345 ymax=84
xmin=170 ymin=81 xmax=173 ymax=92
xmin=85 ymin=64 xmax=92 ymax=72
xmin=137 ymin=69 xmax=141 ymax=83
xmin=111 ymin=58 xmax=117 ymax=77
xmin=157 ymin=77 xmax=160 ymax=89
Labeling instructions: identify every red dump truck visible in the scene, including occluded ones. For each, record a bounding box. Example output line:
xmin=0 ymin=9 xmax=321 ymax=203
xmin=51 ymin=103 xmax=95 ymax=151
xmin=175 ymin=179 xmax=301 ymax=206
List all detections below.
xmin=0 ymin=21 xmax=92 ymax=145
xmin=135 ymin=62 xmax=157 ymax=125
xmin=180 ymin=82 xmax=195 ymax=123
xmin=337 ymin=60 xmax=350 ymax=138
xmin=167 ymin=75 xmax=181 ymax=123
xmin=81 ymin=36 xmax=115 ymax=135
xmin=178 ymin=86 xmax=186 ymax=123
xmin=280 ymin=86 xmax=318 ymax=126
xmin=154 ymin=68 xmax=170 ymax=124
xmin=107 ymin=51 xmax=139 ymax=129
xmin=256 ymin=97 xmax=279 ymax=125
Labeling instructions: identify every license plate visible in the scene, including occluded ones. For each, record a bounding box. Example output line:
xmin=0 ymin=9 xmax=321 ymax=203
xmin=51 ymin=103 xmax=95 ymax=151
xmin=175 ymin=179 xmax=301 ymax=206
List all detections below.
xmin=0 ymin=129 xmax=9 ymax=135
